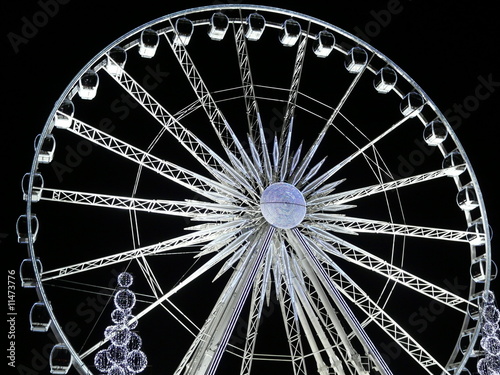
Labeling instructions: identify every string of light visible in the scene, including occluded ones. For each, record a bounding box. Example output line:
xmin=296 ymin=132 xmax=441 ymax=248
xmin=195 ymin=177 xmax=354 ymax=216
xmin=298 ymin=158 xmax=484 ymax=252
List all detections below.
xmin=477 ymin=290 xmax=500 ymax=375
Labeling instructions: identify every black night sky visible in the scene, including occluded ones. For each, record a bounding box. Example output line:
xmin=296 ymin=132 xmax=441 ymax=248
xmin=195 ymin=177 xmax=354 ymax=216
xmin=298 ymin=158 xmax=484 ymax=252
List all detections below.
xmin=3 ymin=1 xmax=500 ymax=375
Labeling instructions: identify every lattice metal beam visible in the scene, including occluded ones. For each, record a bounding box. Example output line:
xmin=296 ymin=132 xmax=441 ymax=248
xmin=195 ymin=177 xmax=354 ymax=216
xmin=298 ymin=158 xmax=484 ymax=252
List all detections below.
xmin=41 ymin=187 xmax=243 ymax=219
xmin=64 ymin=117 xmax=247 ymax=203
xmin=301 ymin=227 xmax=471 ymax=311
xmin=310 ymin=167 xmax=458 ymax=206
xmin=164 ymin=26 xmax=262 ymax=187
xmin=321 ymin=217 xmax=480 ymax=243
xmin=42 ymin=220 xmax=248 ymax=281
xmin=104 ymin=57 xmax=256 ymax=195
xmin=297 ymin=232 xmax=450 ymax=375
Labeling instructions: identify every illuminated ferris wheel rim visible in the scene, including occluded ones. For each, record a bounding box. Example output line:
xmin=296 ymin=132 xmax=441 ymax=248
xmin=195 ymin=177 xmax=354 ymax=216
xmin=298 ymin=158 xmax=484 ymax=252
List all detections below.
xmin=32 ymin=0 xmax=493 ymax=293
xmin=20 ymin=4 xmax=495 ymax=375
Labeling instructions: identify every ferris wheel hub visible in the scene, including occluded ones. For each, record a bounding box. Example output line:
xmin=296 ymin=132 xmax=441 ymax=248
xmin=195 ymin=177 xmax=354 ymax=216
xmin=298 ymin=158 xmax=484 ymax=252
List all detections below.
xmin=260 ymin=182 xmax=306 ymax=229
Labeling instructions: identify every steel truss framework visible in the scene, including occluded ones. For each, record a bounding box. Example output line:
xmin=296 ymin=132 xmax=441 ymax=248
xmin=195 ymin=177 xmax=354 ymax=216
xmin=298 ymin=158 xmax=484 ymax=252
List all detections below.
xmin=19 ymin=4 xmax=494 ymax=375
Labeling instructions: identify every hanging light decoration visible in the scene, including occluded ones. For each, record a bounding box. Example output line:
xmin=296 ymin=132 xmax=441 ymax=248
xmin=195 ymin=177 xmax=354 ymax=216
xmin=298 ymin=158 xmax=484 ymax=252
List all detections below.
xmin=107 ymin=344 xmax=128 ymax=365
xmin=111 ymin=309 xmax=127 ymax=324
xmin=118 ymin=272 xmax=134 ymax=288
xmin=127 ymin=349 xmax=148 ymax=373
xmin=127 ymin=332 xmax=142 ymax=351
xmin=94 ymin=349 xmax=112 ymax=373
xmin=126 ymin=314 xmax=138 ymax=330
xmin=109 ymin=325 xmax=131 ymax=347
xmin=477 ymin=290 xmax=500 ymax=375
xmin=94 ymin=272 xmax=148 ymax=374
xmin=114 ymin=289 xmax=136 ymax=310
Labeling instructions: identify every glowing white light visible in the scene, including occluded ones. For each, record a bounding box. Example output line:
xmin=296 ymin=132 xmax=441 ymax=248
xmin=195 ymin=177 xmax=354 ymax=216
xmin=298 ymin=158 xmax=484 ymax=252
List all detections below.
xmin=478 ymin=356 xmax=500 ymax=375
xmin=127 ymin=350 xmax=148 ymax=373
xmin=486 ymin=355 xmax=500 ymax=373
xmin=127 ymin=332 xmax=142 ymax=351
xmin=483 ymin=305 xmax=500 ymax=325
xmin=483 ymin=290 xmax=496 ymax=304
xmin=94 ymin=349 xmax=112 ymax=372
xmin=482 ymin=336 xmax=500 ymax=356
xmin=483 ymin=322 xmax=499 ymax=336
xmin=96 ymin=273 xmax=147 ymax=374
xmin=118 ymin=272 xmax=134 ymax=288
xmin=107 ymin=344 xmax=128 ymax=364
xmin=110 ymin=325 xmax=131 ymax=347
xmin=260 ymin=183 xmax=306 ymax=229
xmin=477 ymin=358 xmax=489 ymax=375
xmin=108 ymin=364 xmax=126 ymax=375
xmin=114 ymin=289 xmax=136 ymax=310
xmin=111 ymin=309 xmax=127 ymax=324
xmin=105 ymin=325 xmax=117 ymax=339
xmin=478 ymin=290 xmax=500 ymax=375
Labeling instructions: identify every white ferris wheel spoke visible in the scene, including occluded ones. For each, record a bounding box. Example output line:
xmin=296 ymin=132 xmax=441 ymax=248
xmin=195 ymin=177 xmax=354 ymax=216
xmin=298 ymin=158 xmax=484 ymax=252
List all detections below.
xmin=291 ymin=229 xmax=394 ymax=375
xmin=289 ymin=267 xmax=350 ymax=375
xmin=291 ymin=52 xmax=373 ymax=186
xmin=278 ymin=242 xmax=371 ymax=375
xmin=232 ymin=17 xmax=274 ymax=183
xmin=232 ymin=15 xmax=262 ymax=144
xmin=22 ymin=6 xmax=490 ymax=375
xmin=238 ymin=257 xmax=269 ymax=375
xmin=173 ymin=226 xmax=275 ymax=375
xmin=298 ymin=115 xmax=411 ymax=194
xmin=301 ymin=226 xmax=471 ymax=312
xmin=320 ymin=216 xmax=480 ymax=243
xmin=311 ymin=167 xmax=463 ymax=207
xmin=278 ymin=23 xmax=310 ymax=179
xmin=135 ymin=256 xmax=202 ymax=340
xmin=80 ymin=225 xmax=267 ymax=361
xmin=164 ymin=22 xmax=262 ymax=186
xmin=294 ymin=230 xmax=450 ymax=375
xmin=135 ymin=255 xmax=163 ymax=298
xmin=39 ymin=187 xmax=244 ymax=218
xmin=102 ymin=61 xmax=258 ymax=195
xmin=272 ymin=241 xmax=308 ymax=375
xmin=291 ymin=255 xmax=372 ymax=375
xmin=133 ymin=255 xmax=201 ymax=338
xmin=81 ymin=224 xmax=268 ymax=356
xmin=64 ymin=117 xmax=248 ymax=203
xmin=41 ymin=219 xmax=251 ymax=282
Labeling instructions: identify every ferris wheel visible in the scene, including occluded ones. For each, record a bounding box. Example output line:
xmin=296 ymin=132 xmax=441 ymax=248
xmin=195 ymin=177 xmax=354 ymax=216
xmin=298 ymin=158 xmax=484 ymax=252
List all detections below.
xmin=18 ymin=4 xmax=497 ymax=375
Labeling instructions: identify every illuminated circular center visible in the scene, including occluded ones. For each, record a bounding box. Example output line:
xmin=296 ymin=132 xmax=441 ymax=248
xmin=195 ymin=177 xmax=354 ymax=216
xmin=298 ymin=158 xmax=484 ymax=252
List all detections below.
xmin=260 ymin=183 xmax=306 ymax=229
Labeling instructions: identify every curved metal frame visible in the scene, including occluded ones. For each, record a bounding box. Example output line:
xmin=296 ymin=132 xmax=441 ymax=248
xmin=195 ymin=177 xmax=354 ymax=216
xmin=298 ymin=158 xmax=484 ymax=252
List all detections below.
xmin=20 ymin=4 xmax=493 ymax=375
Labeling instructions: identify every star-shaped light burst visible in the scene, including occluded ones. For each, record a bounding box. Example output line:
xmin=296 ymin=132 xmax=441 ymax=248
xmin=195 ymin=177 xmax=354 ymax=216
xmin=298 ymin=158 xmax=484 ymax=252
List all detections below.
xmin=188 ymin=127 xmax=353 ymax=282
xmin=94 ymin=272 xmax=147 ymax=374
xmin=165 ymin=118 xmax=407 ymax=374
